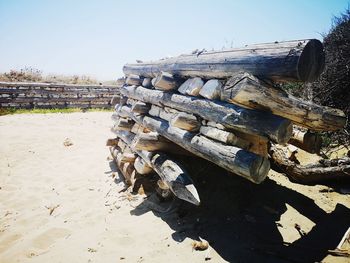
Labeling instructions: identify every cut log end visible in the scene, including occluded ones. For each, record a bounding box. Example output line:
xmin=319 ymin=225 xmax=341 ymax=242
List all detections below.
xmin=297 ymin=39 xmax=325 ymax=82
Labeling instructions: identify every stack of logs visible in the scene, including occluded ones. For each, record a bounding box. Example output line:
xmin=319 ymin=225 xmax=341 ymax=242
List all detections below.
xmin=107 ymin=39 xmax=347 ymax=205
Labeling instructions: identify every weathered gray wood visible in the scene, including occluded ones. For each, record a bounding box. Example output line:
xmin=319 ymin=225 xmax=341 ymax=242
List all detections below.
xmin=170 ymin=112 xmax=200 ymax=131
xmin=131 ymin=132 xmax=177 ymax=152
xmin=120 ymin=85 xmax=292 ymax=143
xmin=110 ymin=95 xmax=121 ymax=106
xmin=199 ymin=79 xmax=222 ymax=100
xmin=125 ymin=74 xmax=142 ymax=86
xmin=112 ymin=117 xmax=134 ymax=131
xmin=178 ymin=77 xmax=204 ymax=96
xmin=270 ymin=144 xmax=350 ymax=183
xmin=114 ymin=130 xmax=200 ymax=205
xmin=131 ymin=100 xmax=151 ymax=114
xmin=199 ymin=126 xmax=249 ymax=147
xmin=289 ymin=128 xmax=322 ymax=154
xmin=142 ymin=78 xmax=152 ymax=88
xmin=123 ymin=39 xmax=325 ymax=82
xmin=154 ymin=72 xmax=178 ymax=90
xmin=222 ymin=72 xmax=346 ymax=131
xmin=142 ymin=116 xmax=270 ymax=183
xmin=134 ymin=156 xmax=153 ymax=175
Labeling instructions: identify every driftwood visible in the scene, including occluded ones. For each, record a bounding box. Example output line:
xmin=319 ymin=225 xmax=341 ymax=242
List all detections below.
xmin=270 ymin=144 xmax=350 ymax=183
xmin=142 ymin=115 xmax=270 ymax=183
xmin=123 ymin=39 xmax=325 ymax=82
xmin=289 ymin=128 xmax=322 ymax=154
xmin=115 ymin=130 xmax=200 ymax=205
xmin=120 ymin=85 xmax=292 ymax=143
xmin=221 ymin=73 xmax=346 ymax=131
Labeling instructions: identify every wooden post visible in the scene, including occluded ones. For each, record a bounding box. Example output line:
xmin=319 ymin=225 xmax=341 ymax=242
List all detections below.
xmin=120 ymin=85 xmax=292 ymax=144
xmin=221 ymin=72 xmax=346 ymax=131
xmin=142 ymin=116 xmax=270 ymax=183
xmin=123 ymin=39 xmax=325 ymax=82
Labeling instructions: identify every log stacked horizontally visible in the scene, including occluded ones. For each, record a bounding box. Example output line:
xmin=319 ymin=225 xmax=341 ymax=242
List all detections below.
xmin=107 ymin=39 xmax=347 ymax=204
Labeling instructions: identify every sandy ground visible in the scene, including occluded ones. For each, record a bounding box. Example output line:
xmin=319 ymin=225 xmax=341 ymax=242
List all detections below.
xmin=0 ymin=112 xmax=349 ymax=263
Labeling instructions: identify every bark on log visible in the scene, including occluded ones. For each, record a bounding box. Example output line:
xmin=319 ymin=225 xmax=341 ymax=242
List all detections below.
xmin=221 ymin=73 xmax=346 ymax=131
xmin=123 ymin=39 xmax=325 ymax=82
xmin=289 ymin=128 xmax=322 ymax=154
xmin=114 ymin=130 xmax=200 ymax=205
xmin=270 ymin=145 xmax=350 ymax=183
xmin=120 ymin=85 xmax=292 ymax=143
xmin=153 ymin=72 xmax=178 ymax=91
xmin=142 ymin=116 xmax=270 ymax=183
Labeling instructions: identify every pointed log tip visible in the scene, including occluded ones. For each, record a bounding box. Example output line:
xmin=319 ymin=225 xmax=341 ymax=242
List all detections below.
xmin=172 ymin=183 xmax=201 ymax=206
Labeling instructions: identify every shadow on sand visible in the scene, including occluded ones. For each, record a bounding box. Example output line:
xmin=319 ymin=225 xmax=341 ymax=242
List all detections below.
xmin=128 ymin=157 xmax=350 ymax=263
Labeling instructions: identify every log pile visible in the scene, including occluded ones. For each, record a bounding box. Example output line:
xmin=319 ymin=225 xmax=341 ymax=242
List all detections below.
xmin=0 ymin=81 xmax=123 ymax=109
xmin=107 ymin=39 xmax=347 ymax=204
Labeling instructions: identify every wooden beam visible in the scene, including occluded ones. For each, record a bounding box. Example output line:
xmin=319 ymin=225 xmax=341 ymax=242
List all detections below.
xmin=169 ymin=112 xmax=200 ymax=131
xmin=123 ymin=39 xmax=325 ymax=82
xmin=221 ymin=72 xmax=346 ymax=131
xmin=142 ymin=115 xmax=270 ymax=183
xmin=120 ymin=85 xmax=292 ymax=143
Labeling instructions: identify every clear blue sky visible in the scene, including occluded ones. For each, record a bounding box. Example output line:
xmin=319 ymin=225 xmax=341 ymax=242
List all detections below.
xmin=0 ymin=0 xmax=348 ymax=80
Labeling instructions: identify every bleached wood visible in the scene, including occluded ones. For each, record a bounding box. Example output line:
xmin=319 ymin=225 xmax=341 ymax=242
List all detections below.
xmin=222 ymin=72 xmax=346 ymax=131
xmin=134 ymin=156 xmax=153 ymax=175
xmin=199 ymin=79 xmax=222 ymax=100
xmin=142 ymin=116 xmax=270 ymax=183
xmin=142 ymin=78 xmax=152 ymax=88
xmin=178 ymin=77 xmax=204 ymax=96
xmin=170 ymin=112 xmax=200 ymax=131
xmin=153 ymin=72 xmax=178 ymax=90
xmin=125 ymin=74 xmax=142 ymax=86
xmin=123 ymin=39 xmax=325 ymax=82
xmin=120 ymin=85 xmax=292 ymax=143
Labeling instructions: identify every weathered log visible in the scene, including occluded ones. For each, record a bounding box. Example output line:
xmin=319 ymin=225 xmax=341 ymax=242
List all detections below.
xmin=131 ymin=101 xmax=150 ymax=114
xmin=120 ymin=85 xmax=292 ymax=143
xmin=169 ymin=112 xmax=200 ymax=131
xmin=142 ymin=116 xmax=270 ymax=183
xmin=221 ymin=72 xmax=346 ymax=131
xmin=112 ymin=117 xmax=134 ymax=131
xmin=178 ymin=77 xmax=204 ymax=96
xmin=115 ymin=130 xmax=200 ymax=205
xmin=131 ymin=132 xmax=177 ymax=152
xmin=131 ymin=123 xmax=150 ymax=134
xmin=199 ymin=126 xmax=250 ymax=149
xmin=125 ymin=74 xmax=142 ymax=86
xmin=134 ymin=156 xmax=154 ymax=175
xmin=199 ymin=79 xmax=222 ymax=100
xmin=120 ymin=162 xmax=135 ymax=185
xmin=106 ymin=138 xmax=119 ymax=147
xmin=142 ymin=77 xmax=152 ymax=88
xmin=123 ymin=39 xmax=325 ymax=82
xmin=153 ymin=72 xmax=178 ymax=91
xmin=289 ymin=128 xmax=322 ymax=154
xmin=270 ymin=145 xmax=350 ymax=183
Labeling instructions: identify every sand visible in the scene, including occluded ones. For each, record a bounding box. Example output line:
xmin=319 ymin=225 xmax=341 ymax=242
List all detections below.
xmin=0 ymin=112 xmax=349 ymax=263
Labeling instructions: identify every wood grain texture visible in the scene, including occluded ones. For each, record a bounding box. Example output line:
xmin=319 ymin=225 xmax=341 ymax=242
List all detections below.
xmin=123 ymin=39 xmax=325 ymax=82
